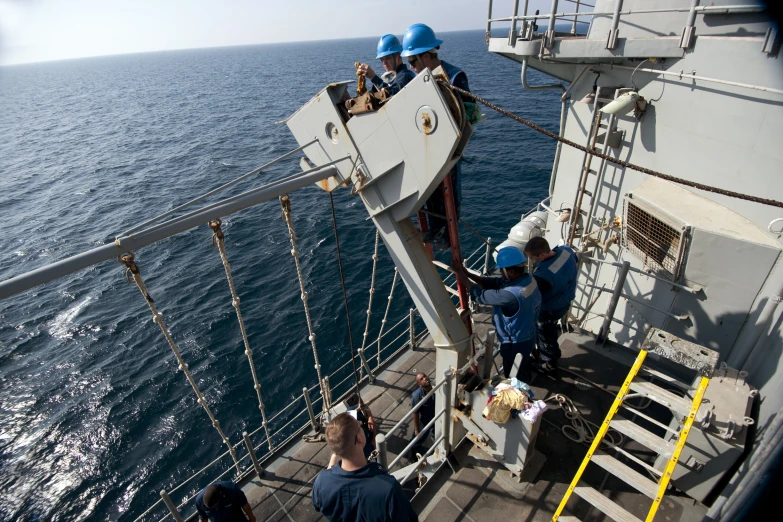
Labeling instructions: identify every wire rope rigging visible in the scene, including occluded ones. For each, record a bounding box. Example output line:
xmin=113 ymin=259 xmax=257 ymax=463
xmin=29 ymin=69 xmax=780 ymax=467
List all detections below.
xmin=118 ymin=252 xmax=242 ymax=476
xmin=279 ymin=195 xmax=330 ymax=416
xmin=359 ymin=230 xmax=380 ymax=381
xmin=328 ymin=192 xmax=366 ymax=398
xmin=208 ymin=219 xmax=273 ymax=451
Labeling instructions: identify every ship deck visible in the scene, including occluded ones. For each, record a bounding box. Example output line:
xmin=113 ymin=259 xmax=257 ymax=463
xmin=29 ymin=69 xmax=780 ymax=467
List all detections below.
xmin=235 ymin=312 xmax=709 ymax=522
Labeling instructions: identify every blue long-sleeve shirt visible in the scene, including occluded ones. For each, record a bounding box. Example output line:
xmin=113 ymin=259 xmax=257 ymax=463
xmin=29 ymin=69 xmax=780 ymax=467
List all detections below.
xmin=469 ymin=276 xmax=528 ymax=316
xmin=370 ymin=63 xmax=415 ymax=96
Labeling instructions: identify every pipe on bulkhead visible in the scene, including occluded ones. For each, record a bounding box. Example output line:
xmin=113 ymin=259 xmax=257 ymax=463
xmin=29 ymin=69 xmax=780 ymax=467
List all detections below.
xmin=549 ymin=66 xmax=589 ymax=196
xmin=521 ymin=57 xmax=566 ymax=93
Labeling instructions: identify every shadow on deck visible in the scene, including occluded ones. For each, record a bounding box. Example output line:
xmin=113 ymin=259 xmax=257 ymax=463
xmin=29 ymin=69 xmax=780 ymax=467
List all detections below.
xmin=238 ymin=317 xmax=708 ymax=522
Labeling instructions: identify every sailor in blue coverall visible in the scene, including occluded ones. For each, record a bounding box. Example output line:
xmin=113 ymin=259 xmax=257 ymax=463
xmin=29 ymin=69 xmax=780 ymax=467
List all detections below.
xmin=524 ymin=236 xmax=578 ymax=372
xmin=357 ymin=34 xmax=416 ymax=97
xmin=453 ymin=247 xmax=542 ymax=383
xmin=401 ymin=23 xmax=476 ymax=251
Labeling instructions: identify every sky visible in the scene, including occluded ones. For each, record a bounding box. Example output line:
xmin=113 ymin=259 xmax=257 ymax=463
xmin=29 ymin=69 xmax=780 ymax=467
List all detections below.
xmin=0 ymin=0 xmax=552 ymax=66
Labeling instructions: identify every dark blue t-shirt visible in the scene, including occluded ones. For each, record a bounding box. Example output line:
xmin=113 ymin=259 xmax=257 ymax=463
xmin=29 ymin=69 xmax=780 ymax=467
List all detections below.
xmin=195 ymin=481 xmax=248 ymax=522
xmin=312 ymin=462 xmax=418 ymax=522
xmin=411 ymin=386 xmax=435 ymax=429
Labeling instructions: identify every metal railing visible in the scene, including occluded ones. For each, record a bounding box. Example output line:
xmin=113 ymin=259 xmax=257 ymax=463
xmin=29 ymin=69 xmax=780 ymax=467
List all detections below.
xmin=375 ymin=369 xmax=455 ymax=473
xmin=148 ymin=306 xmax=427 ymax=522
xmin=486 ymin=0 xmax=766 ymax=50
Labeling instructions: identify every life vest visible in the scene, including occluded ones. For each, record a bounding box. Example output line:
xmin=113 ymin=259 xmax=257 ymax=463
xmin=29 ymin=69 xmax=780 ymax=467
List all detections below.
xmin=492 ymin=275 xmax=541 ymax=344
xmin=534 ymin=245 xmax=578 ymax=311
xmin=439 ymin=61 xmax=468 ymax=91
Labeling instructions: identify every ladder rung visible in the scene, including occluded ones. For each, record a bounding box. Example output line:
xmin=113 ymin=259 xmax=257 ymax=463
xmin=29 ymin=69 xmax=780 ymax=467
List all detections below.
xmin=557 ymin=517 xmax=581 ymax=522
xmin=592 ymin=450 xmax=660 ymax=499
xmin=603 ymin=440 xmax=663 ymax=478
xmin=610 ymin=418 xmax=675 ymax=458
xmin=583 ymin=189 xmax=592 ymax=197
xmin=629 ymin=379 xmax=693 ymax=418
xmin=444 ymin=285 xmax=460 ymax=297
xmin=432 ymin=259 xmax=453 ymax=272
xmin=573 ymin=485 xmax=643 ymax=522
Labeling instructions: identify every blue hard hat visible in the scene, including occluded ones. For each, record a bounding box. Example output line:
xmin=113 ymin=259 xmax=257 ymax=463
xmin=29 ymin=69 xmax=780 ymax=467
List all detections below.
xmin=376 ymin=34 xmax=403 ymax=59
xmin=401 ymin=23 xmax=443 ymax=57
xmin=496 ymin=247 xmax=527 ymax=269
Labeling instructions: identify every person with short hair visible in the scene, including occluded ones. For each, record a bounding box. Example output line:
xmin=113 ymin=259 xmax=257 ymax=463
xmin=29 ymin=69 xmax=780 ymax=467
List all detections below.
xmin=401 ymin=23 xmax=475 ymax=251
xmin=411 ymin=372 xmax=435 ymax=439
xmin=195 ymin=481 xmax=256 ymax=522
xmin=453 ymin=247 xmax=541 ymax=383
xmin=357 ymin=34 xmax=415 ymax=97
xmin=312 ymin=412 xmax=418 ymax=522
xmin=524 ymin=236 xmax=578 ymax=373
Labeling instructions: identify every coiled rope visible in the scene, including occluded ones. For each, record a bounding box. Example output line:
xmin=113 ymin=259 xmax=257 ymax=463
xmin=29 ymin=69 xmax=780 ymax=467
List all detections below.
xmin=280 ymin=195 xmax=329 ymax=412
xmin=545 ymin=393 xmax=624 ymax=447
xmin=450 ymin=86 xmax=783 ymax=210
xmin=209 ymin=219 xmax=273 ymax=451
xmin=118 ymin=252 xmax=242 ymax=475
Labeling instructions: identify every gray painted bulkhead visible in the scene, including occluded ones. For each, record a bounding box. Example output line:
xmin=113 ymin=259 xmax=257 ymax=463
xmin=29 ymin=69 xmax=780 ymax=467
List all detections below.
xmin=490 ymin=0 xmax=783 ymax=505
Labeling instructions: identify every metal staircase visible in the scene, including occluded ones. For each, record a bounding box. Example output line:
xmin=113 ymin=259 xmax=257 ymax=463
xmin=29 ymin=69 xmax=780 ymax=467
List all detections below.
xmin=551 ymin=348 xmax=711 ymax=522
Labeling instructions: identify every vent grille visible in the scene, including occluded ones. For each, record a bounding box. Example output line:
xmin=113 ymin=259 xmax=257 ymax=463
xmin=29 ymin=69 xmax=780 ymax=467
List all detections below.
xmin=623 ymin=201 xmax=684 ymax=278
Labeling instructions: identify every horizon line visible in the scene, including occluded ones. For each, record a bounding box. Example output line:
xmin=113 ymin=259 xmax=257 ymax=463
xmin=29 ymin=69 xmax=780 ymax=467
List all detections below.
xmin=0 ymin=27 xmax=495 ymax=68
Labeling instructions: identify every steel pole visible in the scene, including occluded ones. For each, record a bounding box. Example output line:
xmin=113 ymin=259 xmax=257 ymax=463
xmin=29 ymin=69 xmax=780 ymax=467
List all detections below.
xmin=377 ymin=433 xmax=389 ymax=469
xmin=597 ymin=261 xmax=630 ymax=343
xmin=545 ymin=0 xmax=559 ymax=48
xmin=486 ymin=0 xmax=494 ymax=43
xmin=607 ymin=0 xmax=624 ymax=49
xmin=509 ymin=0 xmax=520 ymax=46
xmin=409 ymin=308 xmax=416 ymax=350
xmin=441 ymin=370 xmax=454 ymax=455
xmin=303 ymin=387 xmax=319 ymax=433
xmin=483 ymin=236 xmax=492 ymax=275
xmin=243 ymin=431 xmax=265 ymax=477
xmin=160 ymin=490 xmax=184 ymax=522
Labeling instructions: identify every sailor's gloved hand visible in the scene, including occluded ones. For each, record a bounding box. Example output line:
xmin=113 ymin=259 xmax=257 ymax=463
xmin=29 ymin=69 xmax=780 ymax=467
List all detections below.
xmin=357 ymin=63 xmax=376 ymax=79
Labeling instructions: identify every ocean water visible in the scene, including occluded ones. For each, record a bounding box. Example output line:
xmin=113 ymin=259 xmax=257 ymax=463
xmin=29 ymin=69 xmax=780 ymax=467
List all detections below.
xmin=0 ymin=31 xmax=561 ymax=521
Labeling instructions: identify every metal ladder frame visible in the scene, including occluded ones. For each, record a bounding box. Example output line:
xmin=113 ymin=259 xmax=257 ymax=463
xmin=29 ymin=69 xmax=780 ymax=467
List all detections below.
xmin=552 ymin=349 xmax=711 ymax=522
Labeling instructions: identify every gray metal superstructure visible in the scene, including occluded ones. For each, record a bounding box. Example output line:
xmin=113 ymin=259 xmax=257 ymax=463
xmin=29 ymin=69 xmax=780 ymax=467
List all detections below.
xmin=487 ymin=0 xmax=782 ymax=517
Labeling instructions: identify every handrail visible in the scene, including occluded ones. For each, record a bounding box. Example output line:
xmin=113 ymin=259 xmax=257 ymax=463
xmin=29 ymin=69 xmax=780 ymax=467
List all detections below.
xmin=489 ymin=4 xmax=765 ymax=23
xmin=582 ymin=256 xmax=703 ymax=294
xmin=136 ymin=284 xmax=424 ymax=521
xmin=0 ymin=164 xmax=342 ymax=301
xmin=121 ymin=139 xmax=319 ymax=236
xmin=384 ymin=376 xmax=449 ymax=439
xmin=388 ymin=407 xmax=446 ymax=470
xmin=401 ymin=434 xmax=445 ymax=484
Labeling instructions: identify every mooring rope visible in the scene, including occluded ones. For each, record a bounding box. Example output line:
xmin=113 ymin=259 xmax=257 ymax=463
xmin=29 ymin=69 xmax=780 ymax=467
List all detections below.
xmin=118 ymin=252 xmax=242 ymax=476
xmin=209 ymin=219 xmax=273 ymax=452
xmin=328 ymin=192 xmax=366 ymax=396
xmin=450 ymin=86 xmax=783 ymax=210
xmin=280 ymin=195 xmax=330 ymax=412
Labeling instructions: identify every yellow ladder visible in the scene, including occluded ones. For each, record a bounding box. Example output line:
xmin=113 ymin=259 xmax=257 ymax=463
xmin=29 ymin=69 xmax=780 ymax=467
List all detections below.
xmin=551 ymin=349 xmax=710 ymax=522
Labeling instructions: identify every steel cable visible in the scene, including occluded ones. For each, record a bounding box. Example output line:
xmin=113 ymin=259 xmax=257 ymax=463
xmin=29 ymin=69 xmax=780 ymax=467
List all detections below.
xmin=328 ymin=192 xmax=363 ymax=399
xmin=451 ymin=86 xmax=783 ymax=209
